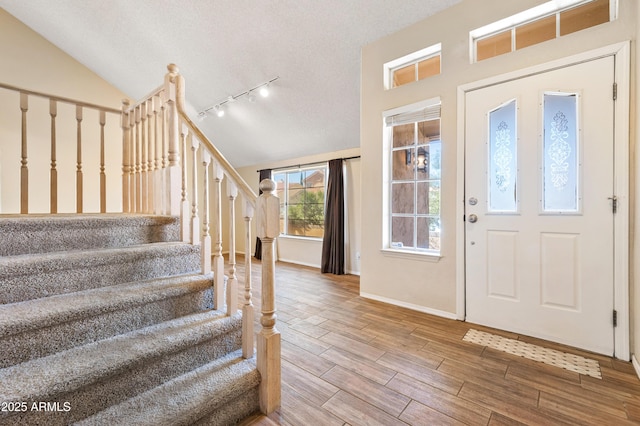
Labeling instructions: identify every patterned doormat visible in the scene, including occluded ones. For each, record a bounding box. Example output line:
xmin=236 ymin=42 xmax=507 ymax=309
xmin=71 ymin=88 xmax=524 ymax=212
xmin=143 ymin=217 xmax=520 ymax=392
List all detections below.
xmin=462 ymin=328 xmax=602 ymax=379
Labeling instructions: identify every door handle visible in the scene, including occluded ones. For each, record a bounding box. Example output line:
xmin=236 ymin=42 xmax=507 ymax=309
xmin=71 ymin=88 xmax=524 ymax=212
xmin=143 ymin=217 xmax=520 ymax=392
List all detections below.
xmin=468 ymin=214 xmax=478 ymax=223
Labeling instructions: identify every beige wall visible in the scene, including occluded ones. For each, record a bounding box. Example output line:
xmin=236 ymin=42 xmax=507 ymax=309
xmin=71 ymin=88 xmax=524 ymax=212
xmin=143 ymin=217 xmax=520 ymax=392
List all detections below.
xmin=361 ymin=0 xmax=637 ymax=324
xmin=0 ymin=9 xmax=128 ymax=213
xmin=235 ymin=147 xmax=361 ymax=274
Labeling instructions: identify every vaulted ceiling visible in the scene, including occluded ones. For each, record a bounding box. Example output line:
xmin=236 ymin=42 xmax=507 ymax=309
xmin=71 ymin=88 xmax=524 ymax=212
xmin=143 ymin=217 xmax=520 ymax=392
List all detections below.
xmin=0 ymin=0 xmax=460 ymax=167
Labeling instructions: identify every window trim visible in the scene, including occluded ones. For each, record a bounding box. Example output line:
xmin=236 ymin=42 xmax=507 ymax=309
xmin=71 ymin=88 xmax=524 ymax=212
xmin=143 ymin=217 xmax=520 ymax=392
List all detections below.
xmin=383 ymin=97 xmax=442 ymax=257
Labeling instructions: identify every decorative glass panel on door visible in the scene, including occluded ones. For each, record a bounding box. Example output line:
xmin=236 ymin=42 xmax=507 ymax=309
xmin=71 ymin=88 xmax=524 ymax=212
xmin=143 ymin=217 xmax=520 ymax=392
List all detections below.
xmin=543 ymin=92 xmax=579 ymax=212
xmin=488 ymin=99 xmax=517 ymax=212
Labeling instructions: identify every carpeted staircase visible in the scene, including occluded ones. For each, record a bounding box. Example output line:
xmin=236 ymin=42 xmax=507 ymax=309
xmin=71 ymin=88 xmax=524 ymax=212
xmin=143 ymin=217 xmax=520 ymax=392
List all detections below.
xmin=0 ymin=214 xmax=261 ymax=425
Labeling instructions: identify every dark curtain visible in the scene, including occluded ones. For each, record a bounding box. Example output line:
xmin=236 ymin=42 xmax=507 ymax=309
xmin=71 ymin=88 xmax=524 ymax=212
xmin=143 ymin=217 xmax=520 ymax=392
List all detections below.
xmin=254 ymin=169 xmax=272 ymax=260
xmin=321 ymin=159 xmax=345 ymax=274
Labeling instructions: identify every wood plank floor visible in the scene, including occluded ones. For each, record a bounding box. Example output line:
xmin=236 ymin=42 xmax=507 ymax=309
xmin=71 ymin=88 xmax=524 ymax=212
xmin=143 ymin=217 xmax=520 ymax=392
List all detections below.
xmin=238 ymin=259 xmax=640 ymax=425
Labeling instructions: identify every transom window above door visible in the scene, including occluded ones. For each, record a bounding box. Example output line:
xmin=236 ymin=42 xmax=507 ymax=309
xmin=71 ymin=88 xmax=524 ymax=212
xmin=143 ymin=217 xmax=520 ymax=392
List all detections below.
xmin=470 ymin=0 xmax=616 ymax=62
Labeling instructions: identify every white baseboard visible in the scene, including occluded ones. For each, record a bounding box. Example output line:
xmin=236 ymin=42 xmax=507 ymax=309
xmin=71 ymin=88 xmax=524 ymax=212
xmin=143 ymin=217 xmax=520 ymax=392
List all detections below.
xmin=632 ymin=354 xmax=640 ymax=380
xmin=360 ymin=292 xmax=457 ymax=320
xmin=277 ymin=258 xmax=320 ymax=269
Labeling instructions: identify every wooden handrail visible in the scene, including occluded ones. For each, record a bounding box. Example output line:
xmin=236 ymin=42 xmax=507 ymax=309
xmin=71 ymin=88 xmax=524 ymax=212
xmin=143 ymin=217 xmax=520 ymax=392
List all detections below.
xmin=1 ymin=82 xmax=121 ymax=214
xmin=124 ymin=84 xmax=164 ymax=112
xmin=120 ymin=63 xmax=280 ymax=415
xmin=177 ymin=110 xmax=258 ymax=205
xmin=0 ymin=82 xmax=121 ymax=114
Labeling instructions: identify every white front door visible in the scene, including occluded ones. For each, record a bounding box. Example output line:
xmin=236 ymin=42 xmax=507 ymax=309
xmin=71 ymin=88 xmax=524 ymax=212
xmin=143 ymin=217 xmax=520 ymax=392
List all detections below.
xmin=465 ymin=56 xmax=616 ymax=356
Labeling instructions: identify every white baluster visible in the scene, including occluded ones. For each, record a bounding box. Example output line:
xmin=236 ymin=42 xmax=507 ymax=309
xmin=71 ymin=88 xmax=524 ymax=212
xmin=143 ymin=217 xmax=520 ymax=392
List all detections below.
xmin=227 ymin=180 xmax=238 ymax=315
xmin=121 ymin=100 xmax=131 ymax=213
xmin=134 ymin=106 xmax=142 ymax=212
xmin=212 ymin=161 xmax=225 ymax=310
xmin=50 ymin=100 xmax=58 ymax=214
xmin=75 ymin=105 xmax=83 ymax=213
xmin=160 ymin=100 xmax=167 ymax=214
xmin=140 ymin=101 xmax=148 ymax=213
xmin=20 ymin=93 xmax=28 ymax=214
xmin=99 ymin=110 xmax=106 ymax=213
xmin=129 ymin=105 xmax=136 ymax=212
xmin=201 ymin=150 xmax=212 ymax=274
xmin=146 ymin=99 xmax=154 ymax=213
xmin=190 ymin=134 xmax=200 ymax=245
xmin=180 ymin=124 xmax=189 ymax=242
xmin=153 ymin=95 xmax=162 ymax=214
xmin=242 ymin=199 xmax=255 ymax=358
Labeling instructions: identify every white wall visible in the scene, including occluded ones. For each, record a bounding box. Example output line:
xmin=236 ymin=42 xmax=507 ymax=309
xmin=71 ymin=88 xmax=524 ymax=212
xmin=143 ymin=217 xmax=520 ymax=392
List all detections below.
xmin=361 ymin=0 xmax=637 ymax=321
xmin=235 ymin=147 xmax=361 ymax=274
xmin=0 ymin=9 xmax=128 ymax=213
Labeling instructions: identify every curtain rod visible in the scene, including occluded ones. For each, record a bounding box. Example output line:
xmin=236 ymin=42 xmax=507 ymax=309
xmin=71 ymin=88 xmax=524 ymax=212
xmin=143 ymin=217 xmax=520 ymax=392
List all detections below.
xmin=257 ymin=155 xmax=360 ymax=173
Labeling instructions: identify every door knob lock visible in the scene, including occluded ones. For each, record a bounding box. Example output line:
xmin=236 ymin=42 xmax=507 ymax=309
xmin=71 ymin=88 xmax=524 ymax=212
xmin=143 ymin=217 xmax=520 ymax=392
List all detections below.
xmin=468 ymin=214 xmax=478 ymax=223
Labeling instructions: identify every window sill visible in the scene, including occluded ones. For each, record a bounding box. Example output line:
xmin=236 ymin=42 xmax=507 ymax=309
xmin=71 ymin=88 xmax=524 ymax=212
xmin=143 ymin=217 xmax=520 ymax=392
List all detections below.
xmin=380 ymin=248 xmax=441 ymax=262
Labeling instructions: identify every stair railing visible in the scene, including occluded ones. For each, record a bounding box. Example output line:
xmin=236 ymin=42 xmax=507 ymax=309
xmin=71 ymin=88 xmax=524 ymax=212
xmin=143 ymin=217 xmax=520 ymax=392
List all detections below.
xmin=121 ymin=64 xmax=281 ymax=415
xmin=0 ymin=82 xmax=121 ymax=214
xmin=2 ymin=65 xmax=281 ymax=414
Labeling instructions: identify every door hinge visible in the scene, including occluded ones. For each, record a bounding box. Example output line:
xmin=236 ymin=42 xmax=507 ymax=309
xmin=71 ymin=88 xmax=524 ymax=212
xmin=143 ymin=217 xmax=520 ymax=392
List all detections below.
xmin=609 ymin=196 xmax=618 ymax=214
xmin=613 ymin=310 xmax=618 ymax=327
xmin=613 ymin=82 xmax=618 ymax=101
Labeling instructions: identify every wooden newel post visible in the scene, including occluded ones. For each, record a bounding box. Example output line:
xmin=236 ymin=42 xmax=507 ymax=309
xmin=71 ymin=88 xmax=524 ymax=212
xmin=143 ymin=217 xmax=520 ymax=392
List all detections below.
xmin=256 ymin=178 xmax=281 ymax=414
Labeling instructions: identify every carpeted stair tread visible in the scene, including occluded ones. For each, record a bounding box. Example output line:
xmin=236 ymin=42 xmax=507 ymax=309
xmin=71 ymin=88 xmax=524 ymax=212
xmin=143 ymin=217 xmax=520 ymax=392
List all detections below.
xmin=0 ymin=241 xmax=196 ymax=273
xmin=0 ymin=242 xmax=201 ymax=303
xmin=0 ymin=310 xmax=241 ymax=403
xmin=0 ymin=272 xmax=214 ymax=338
xmin=0 ymin=214 xmax=261 ymax=424
xmin=0 ymin=214 xmax=180 ymax=256
xmin=77 ymin=350 xmax=260 ymax=426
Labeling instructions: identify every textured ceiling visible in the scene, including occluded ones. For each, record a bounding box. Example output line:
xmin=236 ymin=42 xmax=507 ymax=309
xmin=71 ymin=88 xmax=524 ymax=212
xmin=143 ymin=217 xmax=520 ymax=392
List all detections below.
xmin=0 ymin=0 xmax=460 ymax=167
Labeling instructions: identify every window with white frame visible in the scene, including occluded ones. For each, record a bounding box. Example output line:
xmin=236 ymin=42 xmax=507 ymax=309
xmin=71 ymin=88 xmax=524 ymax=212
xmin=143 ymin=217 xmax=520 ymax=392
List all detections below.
xmin=385 ymin=100 xmax=441 ymax=253
xmin=470 ymin=0 xmax=616 ymax=62
xmin=274 ymin=166 xmax=327 ymax=238
xmin=384 ymin=43 xmax=441 ymax=90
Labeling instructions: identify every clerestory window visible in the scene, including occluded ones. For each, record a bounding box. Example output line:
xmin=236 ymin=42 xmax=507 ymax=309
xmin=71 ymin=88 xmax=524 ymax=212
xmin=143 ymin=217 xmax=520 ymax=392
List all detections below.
xmin=471 ymin=0 xmax=615 ymax=62
xmin=384 ymin=43 xmax=441 ymax=90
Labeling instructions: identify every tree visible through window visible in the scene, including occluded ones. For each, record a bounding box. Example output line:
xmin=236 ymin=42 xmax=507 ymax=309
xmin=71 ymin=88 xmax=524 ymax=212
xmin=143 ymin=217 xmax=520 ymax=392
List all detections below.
xmin=274 ymin=167 xmax=327 ymax=238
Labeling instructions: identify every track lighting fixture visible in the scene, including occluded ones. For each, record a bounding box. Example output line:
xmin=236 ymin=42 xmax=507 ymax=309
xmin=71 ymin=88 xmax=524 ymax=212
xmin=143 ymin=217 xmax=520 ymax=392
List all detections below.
xmin=197 ymin=76 xmax=279 ymax=119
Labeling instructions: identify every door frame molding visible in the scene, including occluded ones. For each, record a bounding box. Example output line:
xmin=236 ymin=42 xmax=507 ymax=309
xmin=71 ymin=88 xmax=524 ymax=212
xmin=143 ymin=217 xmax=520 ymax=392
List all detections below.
xmin=455 ymin=41 xmax=630 ymax=360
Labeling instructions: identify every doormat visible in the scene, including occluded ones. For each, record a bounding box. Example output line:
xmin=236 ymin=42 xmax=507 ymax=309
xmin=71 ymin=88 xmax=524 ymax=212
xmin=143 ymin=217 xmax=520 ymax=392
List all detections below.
xmin=462 ymin=328 xmax=602 ymax=379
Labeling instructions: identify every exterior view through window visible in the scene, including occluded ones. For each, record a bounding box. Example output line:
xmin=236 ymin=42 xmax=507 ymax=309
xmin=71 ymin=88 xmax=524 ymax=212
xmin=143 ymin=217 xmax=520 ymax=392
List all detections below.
xmin=386 ymin=102 xmax=441 ymax=253
xmin=274 ymin=166 xmax=327 ymax=238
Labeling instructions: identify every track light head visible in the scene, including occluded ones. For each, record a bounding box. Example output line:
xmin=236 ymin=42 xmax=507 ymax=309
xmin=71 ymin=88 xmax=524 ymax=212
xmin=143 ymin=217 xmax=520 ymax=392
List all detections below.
xmin=196 ymin=77 xmax=278 ymax=119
